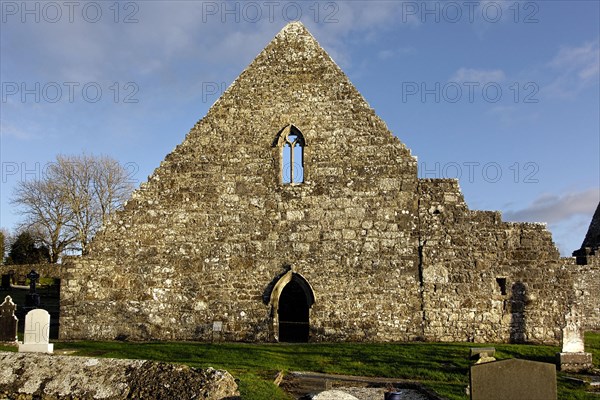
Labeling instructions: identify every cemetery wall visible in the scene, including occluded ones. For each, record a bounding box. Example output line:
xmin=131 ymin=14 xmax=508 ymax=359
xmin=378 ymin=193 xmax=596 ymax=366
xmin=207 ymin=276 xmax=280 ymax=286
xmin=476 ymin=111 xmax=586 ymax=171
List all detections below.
xmin=0 ymin=264 xmax=62 ymax=283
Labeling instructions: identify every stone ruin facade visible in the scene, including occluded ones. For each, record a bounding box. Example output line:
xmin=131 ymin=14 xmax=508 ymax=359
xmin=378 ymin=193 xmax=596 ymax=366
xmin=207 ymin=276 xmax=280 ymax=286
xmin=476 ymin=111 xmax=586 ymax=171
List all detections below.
xmin=59 ymin=22 xmax=600 ymax=344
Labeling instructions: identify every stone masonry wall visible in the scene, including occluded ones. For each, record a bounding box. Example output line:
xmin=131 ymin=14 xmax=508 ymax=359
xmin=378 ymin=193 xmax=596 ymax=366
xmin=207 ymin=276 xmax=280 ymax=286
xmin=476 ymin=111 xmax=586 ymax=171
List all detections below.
xmin=417 ymin=179 xmax=577 ymax=344
xmin=59 ymin=22 xmax=598 ymax=344
xmin=60 ymin=23 xmax=423 ymax=342
xmin=573 ymin=255 xmax=600 ymax=331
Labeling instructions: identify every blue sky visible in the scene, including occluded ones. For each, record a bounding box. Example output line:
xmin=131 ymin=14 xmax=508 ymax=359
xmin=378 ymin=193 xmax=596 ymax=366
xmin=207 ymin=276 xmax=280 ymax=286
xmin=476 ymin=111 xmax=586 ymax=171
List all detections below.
xmin=1 ymin=1 xmax=599 ymax=256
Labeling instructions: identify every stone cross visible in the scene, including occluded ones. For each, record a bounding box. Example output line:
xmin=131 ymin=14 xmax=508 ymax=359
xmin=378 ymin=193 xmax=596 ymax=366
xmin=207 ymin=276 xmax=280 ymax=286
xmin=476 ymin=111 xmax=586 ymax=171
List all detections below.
xmin=561 ymin=307 xmax=585 ymax=353
xmin=18 ymin=308 xmax=53 ymax=353
xmin=25 ymin=270 xmax=41 ymax=309
xmin=0 ymin=296 xmax=18 ymax=342
xmin=27 ymin=270 xmax=40 ymax=293
xmin=557 ymin=305 xmax=593 ymax=372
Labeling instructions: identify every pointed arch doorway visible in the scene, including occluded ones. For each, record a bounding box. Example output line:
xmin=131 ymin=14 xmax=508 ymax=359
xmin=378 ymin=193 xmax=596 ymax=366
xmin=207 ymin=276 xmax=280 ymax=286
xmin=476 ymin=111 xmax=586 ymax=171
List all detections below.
xmin=268 ymin=271 xmax=315 ymax=342
xmin=278 ymin=279 xmax=310 ymax=342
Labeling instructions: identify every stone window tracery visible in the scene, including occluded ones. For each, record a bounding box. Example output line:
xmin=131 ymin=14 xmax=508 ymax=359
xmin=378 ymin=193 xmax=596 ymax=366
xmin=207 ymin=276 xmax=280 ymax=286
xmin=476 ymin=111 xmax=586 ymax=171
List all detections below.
xmin=279 ymin=125 xmax=305 ymax=184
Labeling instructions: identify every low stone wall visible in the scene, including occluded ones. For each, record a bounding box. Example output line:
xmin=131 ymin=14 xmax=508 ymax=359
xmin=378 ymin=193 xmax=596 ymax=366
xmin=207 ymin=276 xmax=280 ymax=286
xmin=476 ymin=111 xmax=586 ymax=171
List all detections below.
xmin=0 ymin=263 xmax=62 ymax=283
xmin=0 ymin=352 xmax=239 ymax=400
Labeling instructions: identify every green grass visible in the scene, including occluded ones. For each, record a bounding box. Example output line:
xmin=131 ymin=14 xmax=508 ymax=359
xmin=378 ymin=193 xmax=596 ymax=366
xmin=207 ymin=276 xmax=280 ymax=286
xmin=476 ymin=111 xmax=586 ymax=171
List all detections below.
xmin=2 ymin=333 xmax=599 ymax=399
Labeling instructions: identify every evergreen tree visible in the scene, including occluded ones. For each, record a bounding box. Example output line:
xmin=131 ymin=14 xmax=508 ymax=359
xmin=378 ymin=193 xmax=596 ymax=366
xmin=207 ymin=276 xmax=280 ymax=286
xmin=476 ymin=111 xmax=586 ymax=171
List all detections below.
xmin=0 ymin=230 xmax=5 ymax=264
xmin=6 ymin=231 xmax=50 ymax=265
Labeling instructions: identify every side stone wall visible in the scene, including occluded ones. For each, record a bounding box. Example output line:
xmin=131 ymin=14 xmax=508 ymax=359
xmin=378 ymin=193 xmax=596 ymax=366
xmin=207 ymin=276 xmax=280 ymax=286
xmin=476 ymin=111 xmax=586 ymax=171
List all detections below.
xmin=573 ymin=255 xmax=600 ymax=331
xmin=417 ymin=179 xmax=577 ymax=345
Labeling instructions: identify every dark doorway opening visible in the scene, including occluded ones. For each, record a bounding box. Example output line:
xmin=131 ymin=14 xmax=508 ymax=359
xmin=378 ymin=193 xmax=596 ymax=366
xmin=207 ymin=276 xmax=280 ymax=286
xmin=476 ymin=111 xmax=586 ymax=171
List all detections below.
xmin=278 ymin=280 xmax=309 ymax=342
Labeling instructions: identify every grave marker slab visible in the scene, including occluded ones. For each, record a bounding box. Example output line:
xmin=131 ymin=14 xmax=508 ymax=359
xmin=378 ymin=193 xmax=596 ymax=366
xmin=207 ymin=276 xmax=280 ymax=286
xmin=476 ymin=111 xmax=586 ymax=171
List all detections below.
xmin=0 ymin=296 xmax=18 ymax=342
xmin=18 ymin=309 xmax=53 ymax=353
xmin=470 ymin=359 xmax=556 ymax=400
xmin=557 ymin=306 xmax=593 ymax=372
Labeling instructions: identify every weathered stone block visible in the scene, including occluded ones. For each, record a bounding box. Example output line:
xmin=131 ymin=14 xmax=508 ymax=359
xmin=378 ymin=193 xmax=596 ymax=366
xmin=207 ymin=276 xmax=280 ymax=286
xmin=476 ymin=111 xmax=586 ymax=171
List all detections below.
xmin=0 ymin=352 xmax=239 ymax=400
xmin=557 ymin=352 xmax=593 ymax=372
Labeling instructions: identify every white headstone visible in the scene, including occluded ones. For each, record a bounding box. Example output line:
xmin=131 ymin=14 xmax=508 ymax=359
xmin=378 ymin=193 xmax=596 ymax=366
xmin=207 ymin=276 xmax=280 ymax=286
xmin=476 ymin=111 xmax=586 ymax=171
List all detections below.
xmin=561 ymin=307 xmax=585 ymax=353
xmin=18 ymin=309 xmax=53 ymax=353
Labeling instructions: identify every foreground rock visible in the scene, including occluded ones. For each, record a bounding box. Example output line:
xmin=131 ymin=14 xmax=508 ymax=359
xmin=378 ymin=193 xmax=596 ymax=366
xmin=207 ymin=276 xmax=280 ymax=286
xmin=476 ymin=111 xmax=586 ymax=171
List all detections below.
xmin=0 ymin=351 xmax=239 ymax=399
xmin=312 ymin=390 xmax=359 ymax=400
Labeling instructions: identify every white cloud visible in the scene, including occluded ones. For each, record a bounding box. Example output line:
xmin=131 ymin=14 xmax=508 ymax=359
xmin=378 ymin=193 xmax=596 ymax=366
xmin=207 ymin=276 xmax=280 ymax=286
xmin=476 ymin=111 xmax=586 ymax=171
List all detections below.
xmin=545 ymin=40 xmax=600 ymax=98
xmin=377 ymin=47 xmax=414 ymax=60
xmin=503 ymin=188 xmax=600 ymax=256
xmin=0 ymin=121 xmax=37 ymax=141
xmin=485 ymin=105 xmax=540 ymax=126
xmin=451 ymin=68 xmax=506 ymax=84
xmin=504 ymin=188 xmax=599 ymax=224
xmin=550 ymin=214 xmax=594 ymax=256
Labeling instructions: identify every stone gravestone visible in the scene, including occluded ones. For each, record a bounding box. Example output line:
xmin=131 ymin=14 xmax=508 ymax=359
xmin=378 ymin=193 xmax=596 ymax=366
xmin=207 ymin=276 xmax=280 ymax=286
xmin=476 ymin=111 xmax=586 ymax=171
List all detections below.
xmin=557 ymin=307 xmax=593 ymax=372
xmin=470 ymin=359 xmax=557 ymax=400
xmin=0 ymin=296 xmax=18 ymax=342
xmin=212 ymin=321 xmax=223 ymax=342
xmin=18 ymin=309 xmax=53 ymax=353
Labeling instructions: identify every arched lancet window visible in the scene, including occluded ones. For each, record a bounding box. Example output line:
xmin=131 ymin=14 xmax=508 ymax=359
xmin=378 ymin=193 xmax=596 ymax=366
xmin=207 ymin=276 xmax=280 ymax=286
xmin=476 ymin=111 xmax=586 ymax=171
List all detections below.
xmin=279 ymin=125 xmax=305 ymax=184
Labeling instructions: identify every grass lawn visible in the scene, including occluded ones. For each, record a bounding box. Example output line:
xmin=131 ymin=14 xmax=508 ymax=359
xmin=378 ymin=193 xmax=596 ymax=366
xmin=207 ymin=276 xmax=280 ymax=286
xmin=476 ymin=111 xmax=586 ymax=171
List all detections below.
xmin=2 ymin=333 xmax=599 ymax=399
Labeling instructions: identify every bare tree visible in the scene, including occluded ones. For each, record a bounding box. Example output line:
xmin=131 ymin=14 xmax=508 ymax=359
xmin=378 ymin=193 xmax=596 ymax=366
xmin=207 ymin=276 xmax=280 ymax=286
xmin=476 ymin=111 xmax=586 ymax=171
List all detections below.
xmin=91 ymin=156 xmax=134 ymax=227
xmin=50 ymin=155 xmax=97 ymax=255
xmin=51 ymin=154 xmax=134 ymax=254
xmin=12 ymin=178 xmax=76 ymax=262
xmin=11 ymin=154 xmax=135 ymax=261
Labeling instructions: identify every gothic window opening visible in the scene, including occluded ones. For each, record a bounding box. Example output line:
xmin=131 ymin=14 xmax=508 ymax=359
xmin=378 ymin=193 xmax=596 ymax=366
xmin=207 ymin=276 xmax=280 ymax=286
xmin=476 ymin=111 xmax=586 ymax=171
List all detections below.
xmin=280 ymin=126 xmax=305 ymax=184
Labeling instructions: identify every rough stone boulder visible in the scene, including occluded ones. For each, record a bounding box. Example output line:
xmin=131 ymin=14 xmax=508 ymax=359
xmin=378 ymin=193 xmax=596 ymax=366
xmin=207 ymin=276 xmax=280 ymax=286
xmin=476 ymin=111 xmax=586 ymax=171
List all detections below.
xmin=0 ymin=351 xmax=239 ymax=399
xmin=312 ymin=390 xmax=360 ymax=400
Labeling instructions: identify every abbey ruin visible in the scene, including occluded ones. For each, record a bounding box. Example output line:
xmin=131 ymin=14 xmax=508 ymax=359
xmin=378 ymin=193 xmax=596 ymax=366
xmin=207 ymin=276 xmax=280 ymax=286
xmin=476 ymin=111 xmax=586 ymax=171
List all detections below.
xmin=59 ymin=22 xmax=600 ymax=344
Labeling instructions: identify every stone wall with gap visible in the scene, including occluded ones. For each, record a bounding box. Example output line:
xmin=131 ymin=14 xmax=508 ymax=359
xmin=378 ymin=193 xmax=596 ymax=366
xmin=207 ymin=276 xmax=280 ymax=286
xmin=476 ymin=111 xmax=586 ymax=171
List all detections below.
xmin=417 ymin=179 xmax=586 ymax=344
